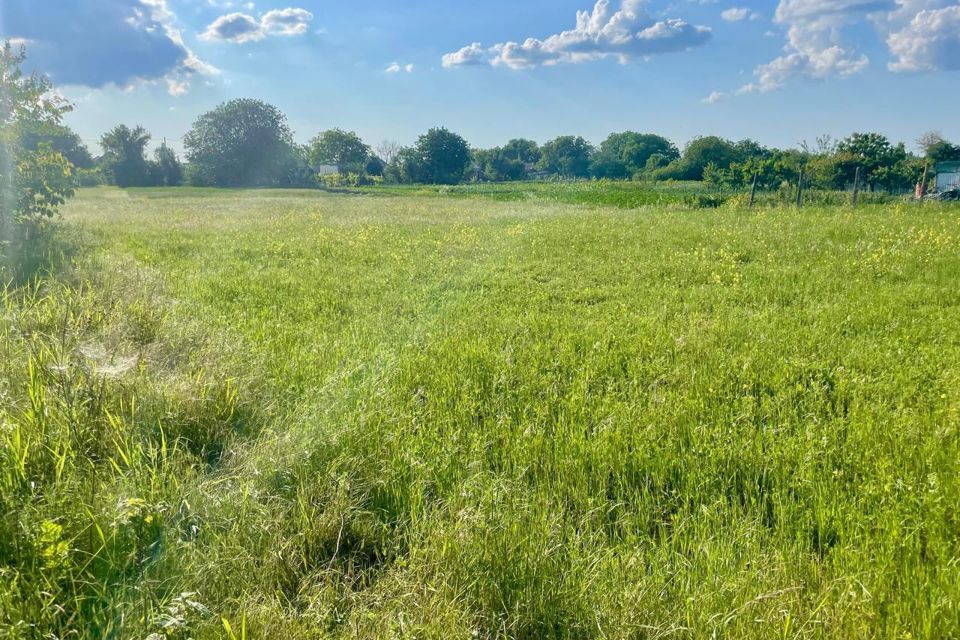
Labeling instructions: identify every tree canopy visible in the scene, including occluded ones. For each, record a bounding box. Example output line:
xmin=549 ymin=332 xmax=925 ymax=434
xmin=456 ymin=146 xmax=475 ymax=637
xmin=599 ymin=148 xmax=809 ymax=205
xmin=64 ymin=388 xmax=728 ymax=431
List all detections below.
xmin=538 ymin=136 xmax=593 ymax=179
xmin=591 ymin=132 xmax=679 ymax=179
xmin=308 ymin=129 xmax=372 ymax=174
xmin=393 ymin=128 xmax=472 ymax=185
xmin=1 ymin=41 xmax=75 ymax=259
xmin=99 ymin=125 xmax=152 ymax=187
xmin=184 ymin=99 xmax=299 ymax=187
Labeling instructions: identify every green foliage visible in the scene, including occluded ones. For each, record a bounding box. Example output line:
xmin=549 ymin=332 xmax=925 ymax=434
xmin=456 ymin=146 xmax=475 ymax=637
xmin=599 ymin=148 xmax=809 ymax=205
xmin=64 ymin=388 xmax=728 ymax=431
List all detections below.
xmin=652 ymin=136 xmax=759 ymax=181
xmin=926 ymin=139 xmax=960 ymax=164
xmin=307 ymin=129 xmax=372 ymax=174
xmin=538 ymin=136 xmax=593 ymax=179
xmin=389 ymin=127 xmax=471 ymax=185
xmin=0 ymin=41 xmax=75 ymax=273
xmin=19 ymin=122 xmax=94 ymax=169
xmin=591 ymin=132 xmax=679 ymax=179
xmin=152 ymin=140 xmax=183 ymax=187
xmin=99 ymin=124 xmax=152 ymax=187
xmin=183 ymin=99 xmax=301 ymax=187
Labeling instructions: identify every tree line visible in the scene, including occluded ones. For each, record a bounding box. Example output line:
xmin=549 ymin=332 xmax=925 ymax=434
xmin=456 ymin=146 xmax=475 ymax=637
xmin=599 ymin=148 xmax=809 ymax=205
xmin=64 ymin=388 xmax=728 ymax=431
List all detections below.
xmin=49 ymin=98 xmax=959 ymax=194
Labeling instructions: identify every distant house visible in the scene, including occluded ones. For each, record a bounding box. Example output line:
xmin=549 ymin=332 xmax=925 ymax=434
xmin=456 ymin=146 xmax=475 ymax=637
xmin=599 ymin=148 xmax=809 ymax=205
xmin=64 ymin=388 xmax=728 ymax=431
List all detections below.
xmin=315 ymin=165 xmax=339 ymax=177
xmin=935 ymin=161 xmax=960 ymax=192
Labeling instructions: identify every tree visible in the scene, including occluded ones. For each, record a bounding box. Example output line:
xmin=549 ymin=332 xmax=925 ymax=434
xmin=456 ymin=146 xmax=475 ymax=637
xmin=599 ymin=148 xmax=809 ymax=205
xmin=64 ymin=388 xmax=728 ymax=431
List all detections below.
xmin=591 ymin=132 xmax=679 ymax=179
xmin=1 ymin=41 xmax=75 ymax=259
xmin=653 ymin=136 xmax=742 ymax=181
xmin=183 ymin=99 xmax=299 ymax=187
xmin=151 ymin=140 xmax=183 ymax=186
xmin=20 ymin=123 xmax=93 ymax=169
xmin=501 ymin=138 xmax=541 ymax=164
xmin=539 ymin=136 xmax=593 ymax=179
xmin=926 ymin=139 xmax=960 ymax=164
xmin=837 ymin=132 xmax=907 ymax=191
xmin=473 ymin=147 xmax=525 ymax=182
xmin=308 ymin=129 xmax=371 ymax=174
xmin=99 ymin=125 xmax=151 ymax=187
xmin=376 ymin=140 xmax=401 ymax=165
xmin=410 ymin=128 xmax=471 ymax=184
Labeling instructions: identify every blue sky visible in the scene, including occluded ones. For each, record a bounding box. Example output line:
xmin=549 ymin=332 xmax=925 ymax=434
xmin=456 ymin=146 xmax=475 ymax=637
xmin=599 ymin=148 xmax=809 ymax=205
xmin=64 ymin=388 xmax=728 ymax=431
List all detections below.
xmin=2 ymin=0 xmax=958 ymax=155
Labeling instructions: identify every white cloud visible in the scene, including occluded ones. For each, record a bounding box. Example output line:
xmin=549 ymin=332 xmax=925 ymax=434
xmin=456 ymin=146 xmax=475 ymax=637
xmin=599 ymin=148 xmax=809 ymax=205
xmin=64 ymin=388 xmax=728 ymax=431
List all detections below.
xmin=721 ymin=7 xmax=751 ymax=21
xmin=702 ymin=90 xmax=726 ymax=103
xmin=738 ymin=0 xmax=959 ymax=94
xmin=442 ymin=0 xmax=711 ymax=69
xmin=201 ymin=6 xmax=313 ymax=43
xmin=739 ymin=0 xmax=893 ymax=93
xmin=887 ymin=5 xmax=960 ymax=71
xmin=261 ymin=8 xmax=314 ymax=36
xmin=385 ymin=62 xmax=415 ymax=73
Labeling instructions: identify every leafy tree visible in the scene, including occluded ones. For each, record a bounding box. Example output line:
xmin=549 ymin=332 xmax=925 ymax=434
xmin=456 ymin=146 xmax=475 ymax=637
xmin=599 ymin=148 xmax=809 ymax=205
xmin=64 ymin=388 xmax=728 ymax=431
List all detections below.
xmin=474 ymin=147 xmax=525 ymax=182
xmin=20 ymin=123 xmax=93 ymax=169
xmin=151 ymin=140 xmax=183 ymax=186
xmin=837 ymin=132 xmax=910 ymax=191
xmin=384 ymin=146 xmax=420 ymax=184
xmin=539 ymin=136 xmax=593 ymax=179
xmin=926 ymin=139 xmax=960 ymax=164
xmin=365 ymin=155 xmax=386 ymax=177
xmin=591 ymin=132 xmax=679 ymax=179
xmin=653 ymin=136 xmax=741 ymax=181
xmin=501 ymin=138 xmax=541 ymax=165
xmin=308 ymin=129 xmax=372 ymax=174
xmin=184 ymin=99 xmax=299 ymax=187
xmin=1 ymin=41 xmax=75 ymax=259
xmin=409 ymin=128 xmax=471 ymax=185
xmin=99 ymin=125 xmax=151 ymax=187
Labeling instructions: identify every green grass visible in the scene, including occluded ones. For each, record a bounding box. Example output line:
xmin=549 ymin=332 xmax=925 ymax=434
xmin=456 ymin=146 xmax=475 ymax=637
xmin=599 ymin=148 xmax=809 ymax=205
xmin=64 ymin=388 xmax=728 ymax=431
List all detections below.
xmin=2 ymin=186 xmax=959 ymax=638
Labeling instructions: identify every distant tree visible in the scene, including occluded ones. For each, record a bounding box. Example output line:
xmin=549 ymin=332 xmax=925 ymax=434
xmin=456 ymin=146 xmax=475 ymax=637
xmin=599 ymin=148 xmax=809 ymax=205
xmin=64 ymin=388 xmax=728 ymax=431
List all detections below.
xmin=474 ymin=147 xmax=525 ymax=182
xmin=653 ymin=136 xmax=741 ymax=181
xmin=99 ymin=125 xmax=151 ymax=187
xmin=308 ymin=129 xmax=372 ymax=174
xmin=410 ymin=128 xmax=471 ymax=184
xmin=917 ymin=130 xmax=946 ymax=157
xmin=20 ymin=123 xmax=94 ymax=169
xmin=501 ymin=138 xmax=541 ymax=164
xmin=539 ymin=136 xmax=593 ymax=179
xmin=376 ymin=140 xmax=401 ymax=165
xmin=837 ymin=132 xmax=907 ymax=191
xmin=151 ymin=140 xmax=183 ymax=186
xmin=1 ymin=41 xmax=75 ymax=254
xmin=926 ymin=139 xmax=960 ymax=164
xmin=183 ymin=99 xmax=299 ymax=187
xmin=591 ymin=132 xmax=679 ymax=179
xmin=365 ymin=155 xmax=386 ymax=177
xmin=384 ymin=146 xmax=420 ymax=183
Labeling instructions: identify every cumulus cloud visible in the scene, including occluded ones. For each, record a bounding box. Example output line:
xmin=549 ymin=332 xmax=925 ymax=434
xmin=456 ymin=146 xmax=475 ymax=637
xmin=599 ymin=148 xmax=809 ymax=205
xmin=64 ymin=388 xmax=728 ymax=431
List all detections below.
xmin=887 ymin=4 xmax=960 ymax=71
xmin=201 ymin=7 xmax=314 ymax=43
xmin=0 ymin=0 xmax=216 ymax=95
xmin=442 ymin=0 xmax=711 ymax=69
xmin=739 ymin=0 xmax=958 ymax=94
xmin=737 ymin=0 xmax=890 ymax=93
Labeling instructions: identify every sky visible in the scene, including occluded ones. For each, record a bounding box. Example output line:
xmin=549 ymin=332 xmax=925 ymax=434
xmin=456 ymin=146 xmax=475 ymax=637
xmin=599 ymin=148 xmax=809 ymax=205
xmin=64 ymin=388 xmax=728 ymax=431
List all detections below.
xmin=2 ymin=0 xmax=958 ymax=155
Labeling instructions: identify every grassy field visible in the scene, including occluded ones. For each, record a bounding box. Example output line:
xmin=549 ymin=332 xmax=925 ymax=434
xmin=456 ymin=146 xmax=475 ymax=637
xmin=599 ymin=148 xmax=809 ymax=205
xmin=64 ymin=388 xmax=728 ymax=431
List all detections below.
xmin=2 ymin=186 xmax=959 ymax=639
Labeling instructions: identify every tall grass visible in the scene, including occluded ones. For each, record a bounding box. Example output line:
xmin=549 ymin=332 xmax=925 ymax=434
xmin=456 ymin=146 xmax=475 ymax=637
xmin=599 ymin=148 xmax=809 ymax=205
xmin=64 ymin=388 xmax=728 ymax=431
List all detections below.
xmin=1 ymin=187 xmax=958 ymax=638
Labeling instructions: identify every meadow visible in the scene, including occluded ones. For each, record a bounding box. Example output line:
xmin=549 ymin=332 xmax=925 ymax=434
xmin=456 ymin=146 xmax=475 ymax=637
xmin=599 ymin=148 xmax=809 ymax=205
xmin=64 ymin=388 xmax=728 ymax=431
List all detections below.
xmin=1 ymin=185 xmax=959 ymax=639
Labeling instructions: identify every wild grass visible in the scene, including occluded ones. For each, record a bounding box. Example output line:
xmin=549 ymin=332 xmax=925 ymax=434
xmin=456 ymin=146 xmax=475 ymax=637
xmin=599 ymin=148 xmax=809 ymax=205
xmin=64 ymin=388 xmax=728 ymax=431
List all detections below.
xmin=1 ymin=186 xmax=959 ymax=638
